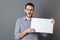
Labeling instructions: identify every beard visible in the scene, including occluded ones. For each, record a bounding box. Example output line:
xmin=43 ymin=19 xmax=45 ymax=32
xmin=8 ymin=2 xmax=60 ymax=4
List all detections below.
xmin=25 ymin=13 xmax=33 ymax=18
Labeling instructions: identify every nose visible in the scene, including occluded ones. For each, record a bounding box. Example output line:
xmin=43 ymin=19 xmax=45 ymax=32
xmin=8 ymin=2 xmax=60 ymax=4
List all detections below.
xmin=29 ymin=10 xmax=31 ymax=13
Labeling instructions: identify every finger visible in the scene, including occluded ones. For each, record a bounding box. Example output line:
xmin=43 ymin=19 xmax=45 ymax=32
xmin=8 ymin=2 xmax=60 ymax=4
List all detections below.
xmin=50 ymin=18 xmax=55 ymax=25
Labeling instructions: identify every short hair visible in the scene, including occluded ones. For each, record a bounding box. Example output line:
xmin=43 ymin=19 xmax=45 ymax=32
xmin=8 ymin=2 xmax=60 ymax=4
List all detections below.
xmin=25 ymin=3 xmax=34 ymax=9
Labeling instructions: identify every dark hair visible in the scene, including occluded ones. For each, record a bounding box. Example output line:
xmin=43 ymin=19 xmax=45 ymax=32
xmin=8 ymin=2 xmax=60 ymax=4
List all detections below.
xmin=25 ymin=3 xmax=34 ymax=9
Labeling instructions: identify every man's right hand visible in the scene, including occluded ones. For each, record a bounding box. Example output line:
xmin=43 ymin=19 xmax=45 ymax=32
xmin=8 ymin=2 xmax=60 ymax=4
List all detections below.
xmin=25 ymin=28 xmax=35 ymax=33
xmin=19 ymin=28 xmax=35 ymax=38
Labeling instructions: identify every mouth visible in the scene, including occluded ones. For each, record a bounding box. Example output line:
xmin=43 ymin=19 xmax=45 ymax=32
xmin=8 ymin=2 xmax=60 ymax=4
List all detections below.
xmin=28 ymin=13 xmax=32 ymax=16
xmin=28 ymin=13 xmax=31 ymax=15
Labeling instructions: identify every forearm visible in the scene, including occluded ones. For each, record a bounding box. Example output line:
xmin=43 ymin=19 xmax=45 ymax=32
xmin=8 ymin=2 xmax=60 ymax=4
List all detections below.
xmin=19 ymin=30 xmax=27 ymax=39
xmin=19 ymin=28 xmax=35 ymax=38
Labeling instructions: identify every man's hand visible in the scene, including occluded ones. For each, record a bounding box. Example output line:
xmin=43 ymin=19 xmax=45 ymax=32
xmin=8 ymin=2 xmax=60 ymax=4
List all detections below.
xmin=50 ymin=18 xmax=55 ymax=25
xmin=25 ymin=28 xmax=35 ymax=33
xmin=19 ymin=28 xmax=35 ymax=38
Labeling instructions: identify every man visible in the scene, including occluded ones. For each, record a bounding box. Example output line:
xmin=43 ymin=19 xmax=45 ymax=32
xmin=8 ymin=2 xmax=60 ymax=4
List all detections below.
xmin=14 ymin=3 xmax=55 ymax=40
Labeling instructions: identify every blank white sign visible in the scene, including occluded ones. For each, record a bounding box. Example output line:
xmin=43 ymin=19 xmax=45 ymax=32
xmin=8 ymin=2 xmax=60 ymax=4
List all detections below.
xmin=31 ymin=18 xmax=53 ymax=34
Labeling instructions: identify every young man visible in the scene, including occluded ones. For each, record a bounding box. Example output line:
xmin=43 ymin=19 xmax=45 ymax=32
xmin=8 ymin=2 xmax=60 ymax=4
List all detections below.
xmin=14 ymin=3 xmax=55 ymax=40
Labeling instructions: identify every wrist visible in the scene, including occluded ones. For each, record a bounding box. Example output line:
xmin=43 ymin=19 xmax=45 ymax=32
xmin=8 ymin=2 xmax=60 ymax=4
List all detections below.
xmin=24 ymin=30 xmax=28 ymax=34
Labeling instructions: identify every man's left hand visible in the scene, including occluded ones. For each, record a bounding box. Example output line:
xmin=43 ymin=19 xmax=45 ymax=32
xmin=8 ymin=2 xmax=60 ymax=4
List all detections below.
xmin=50 ymin=18 xmax=55 ymax=25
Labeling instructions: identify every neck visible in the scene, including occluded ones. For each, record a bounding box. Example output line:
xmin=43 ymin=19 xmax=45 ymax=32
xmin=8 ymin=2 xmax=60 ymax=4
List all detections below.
xmin=25 ymin=16 xmax=31 ymax=20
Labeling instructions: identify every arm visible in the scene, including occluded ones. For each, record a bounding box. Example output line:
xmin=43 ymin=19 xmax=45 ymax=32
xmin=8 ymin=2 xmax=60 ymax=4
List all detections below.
xmin=14 ymin=19 xmax=21 ymax=39
xmin=14 ymin=19 xmax=27 ymax=39
xmin=19 ymin=28 xmax=35 ymax=38
xmin=14 ymin=19 xmax=35 ymax=39
xmin=19 ymin=30 xmax=27 ymax=38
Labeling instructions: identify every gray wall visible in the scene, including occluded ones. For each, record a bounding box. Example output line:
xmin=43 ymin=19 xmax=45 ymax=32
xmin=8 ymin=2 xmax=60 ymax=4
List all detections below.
xmin=0 ymin=0 xmax=60 ymax=40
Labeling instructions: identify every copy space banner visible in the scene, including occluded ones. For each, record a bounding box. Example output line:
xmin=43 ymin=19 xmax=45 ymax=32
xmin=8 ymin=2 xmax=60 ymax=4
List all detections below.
xmin=31 ymin=18 xmax=53 ymax=34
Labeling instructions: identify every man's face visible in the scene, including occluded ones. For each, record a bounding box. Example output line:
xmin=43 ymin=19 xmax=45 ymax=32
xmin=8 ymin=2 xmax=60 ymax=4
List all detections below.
xmin=24 ymin=5 xmax=34 ymax=18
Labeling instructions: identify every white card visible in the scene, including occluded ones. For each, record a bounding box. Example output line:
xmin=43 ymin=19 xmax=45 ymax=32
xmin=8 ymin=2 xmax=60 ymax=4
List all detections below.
xmin=31 ymin=18 xmax=53 ymax=34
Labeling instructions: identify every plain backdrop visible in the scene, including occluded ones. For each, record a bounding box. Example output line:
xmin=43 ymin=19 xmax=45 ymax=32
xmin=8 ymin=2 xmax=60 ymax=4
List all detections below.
xmin=0 ymin=0 xmax=60 ymax=40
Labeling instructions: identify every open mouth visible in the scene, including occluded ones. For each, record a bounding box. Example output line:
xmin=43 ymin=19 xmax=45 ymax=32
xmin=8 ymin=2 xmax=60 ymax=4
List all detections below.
xmin=28 ymin=13 xmax=31 ymax=14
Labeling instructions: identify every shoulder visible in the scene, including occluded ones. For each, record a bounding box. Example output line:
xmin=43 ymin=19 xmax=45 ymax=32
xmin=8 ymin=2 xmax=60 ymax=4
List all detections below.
xmin=16 ymin=17 xmax=24 ymax=23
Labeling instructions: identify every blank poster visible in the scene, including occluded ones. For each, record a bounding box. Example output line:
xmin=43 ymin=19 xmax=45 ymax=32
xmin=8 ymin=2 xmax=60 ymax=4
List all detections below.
xmin=31 ymin=18 xmax=53 ymax=34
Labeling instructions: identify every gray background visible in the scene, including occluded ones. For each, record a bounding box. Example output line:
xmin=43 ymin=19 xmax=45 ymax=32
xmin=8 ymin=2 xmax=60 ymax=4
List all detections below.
xmin=0 ymin=0 xmax=60 ymax=40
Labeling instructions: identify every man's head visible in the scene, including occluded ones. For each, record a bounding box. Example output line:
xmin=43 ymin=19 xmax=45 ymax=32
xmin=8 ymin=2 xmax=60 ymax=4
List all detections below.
xmin=24 ymin=3 xmax=34 ymax=18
